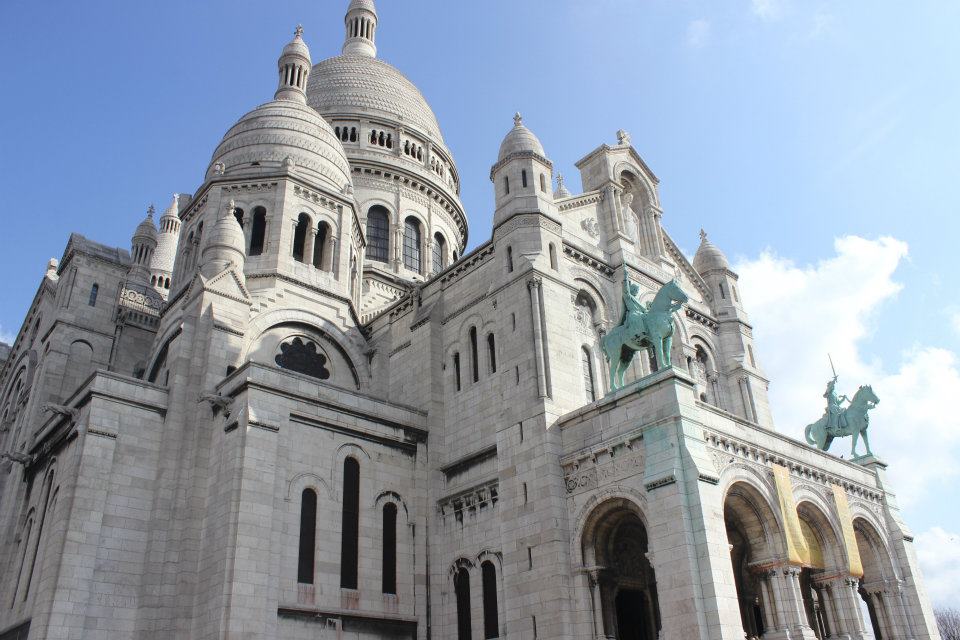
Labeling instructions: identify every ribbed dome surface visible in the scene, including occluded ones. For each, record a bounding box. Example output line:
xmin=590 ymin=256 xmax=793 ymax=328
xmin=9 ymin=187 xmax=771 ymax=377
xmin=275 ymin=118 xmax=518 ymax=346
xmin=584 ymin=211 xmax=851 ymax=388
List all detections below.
xmin=207 ymin=99 xmax=352 ymax=193
xmin=498 ymin=115 xmax=546 ymax=161
xmin=306 ymin=55 xmax=445 ymax=145
xmin=151 ymin=196 xmax=181 ymax=274
xmin=693 ymin=231 xmax=730 ymax=273
xmin=134 ymin=213 xmax=157 ymax=241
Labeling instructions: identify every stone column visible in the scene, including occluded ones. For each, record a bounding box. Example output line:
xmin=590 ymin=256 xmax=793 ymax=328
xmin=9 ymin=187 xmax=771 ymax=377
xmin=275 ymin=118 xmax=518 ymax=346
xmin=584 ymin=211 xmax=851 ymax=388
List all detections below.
xmin=831 ymin=577 xmax=867 ymax=640
xmin=585 ymin=568 xmax=608 ymax=639
xmin=527 ymin=277 xmax=548 ymax=398
xmin=303 ymin=224 xmax=315 ymax=266
xmin=775 ymin=567 xmax=818 ymax=639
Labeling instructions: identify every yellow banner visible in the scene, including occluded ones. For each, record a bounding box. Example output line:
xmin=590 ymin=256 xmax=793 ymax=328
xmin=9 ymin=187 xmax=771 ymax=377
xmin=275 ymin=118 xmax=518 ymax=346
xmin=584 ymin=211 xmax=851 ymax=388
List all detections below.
xmin=772 ymin=464 xmax=809 ymax=566
xmin=832 ymin=484 xmax=864 ymax=578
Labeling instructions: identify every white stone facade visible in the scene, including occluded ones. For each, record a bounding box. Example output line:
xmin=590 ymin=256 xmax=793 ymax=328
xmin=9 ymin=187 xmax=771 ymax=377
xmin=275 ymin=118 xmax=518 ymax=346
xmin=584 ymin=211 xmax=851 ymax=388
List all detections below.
xmin=0 ymin=2 xmax=941 ymax=639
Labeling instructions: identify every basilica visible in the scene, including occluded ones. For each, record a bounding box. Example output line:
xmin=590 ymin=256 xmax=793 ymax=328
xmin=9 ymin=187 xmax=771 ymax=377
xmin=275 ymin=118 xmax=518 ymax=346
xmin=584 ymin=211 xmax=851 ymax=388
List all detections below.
xmin=0 ymin=2 xmax=942 ymax=639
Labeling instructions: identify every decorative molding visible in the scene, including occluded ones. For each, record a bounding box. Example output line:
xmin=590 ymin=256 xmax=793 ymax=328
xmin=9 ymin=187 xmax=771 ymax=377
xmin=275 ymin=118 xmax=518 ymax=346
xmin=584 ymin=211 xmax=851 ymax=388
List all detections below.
xmin=558 ymin=191 xmax=604 ymax=212
xmin=562 ymin=244 xmax=614 ymax=277
xmin=437 ymin=478 xmax=499 ymax=524
xmin=685 ymin=307 xmax=720 ymax=333
xmin=388 ymin=341 xmax=411 ymax=357
xmin=644 ymin=474 xmax=677 ymax=491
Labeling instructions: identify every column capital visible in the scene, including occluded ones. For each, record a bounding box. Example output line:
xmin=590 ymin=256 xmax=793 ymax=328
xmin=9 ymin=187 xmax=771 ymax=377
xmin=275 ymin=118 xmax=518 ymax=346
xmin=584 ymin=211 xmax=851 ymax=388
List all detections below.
xmin=527 ymin=276 xmax=543 ymax=290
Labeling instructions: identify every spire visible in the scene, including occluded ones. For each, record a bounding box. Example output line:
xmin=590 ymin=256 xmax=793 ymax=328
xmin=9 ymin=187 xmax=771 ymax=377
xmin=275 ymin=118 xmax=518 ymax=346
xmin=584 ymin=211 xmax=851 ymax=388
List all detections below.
xmin=343 ymin=0 xmax=378 ymax=58
xmin=554 ymin=173 xmax=572 ymax=198
xmin=514 ymin=112 xmax=523 ymax=127
xmin=161 ymin=194 xmax=179 ymax=221
xmin=275 ymin=25 xmax=312 ymax=103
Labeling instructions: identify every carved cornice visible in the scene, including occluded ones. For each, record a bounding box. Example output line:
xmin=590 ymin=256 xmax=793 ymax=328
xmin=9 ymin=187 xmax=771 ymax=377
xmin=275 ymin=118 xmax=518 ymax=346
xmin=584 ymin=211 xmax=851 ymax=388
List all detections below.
xmin=437 ymin=478 xmax=500 ymax=523
xmin=704 ymin=429 xmax=884 ymax=502
xmin=558 ymin=190 xmax=604 ymax=212
xmin=562 ymin=243 xmax=615 ymax=276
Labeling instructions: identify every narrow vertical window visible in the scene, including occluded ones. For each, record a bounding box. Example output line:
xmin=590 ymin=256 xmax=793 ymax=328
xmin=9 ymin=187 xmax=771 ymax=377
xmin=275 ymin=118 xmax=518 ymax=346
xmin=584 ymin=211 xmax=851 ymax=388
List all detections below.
xmin=719 ymin=281 xmax=726 ymax=299
xmin=250 ymin=207 xmax=267 ymax=256
xmin=549 ymin=243 xmax=558 ymax=270
xmin=469 ymin=327 xmax=479 ymax=383
xmin=455 ymin=567 xmax=473 ymax=640
xmin=88 ymin=283 xmax=99 ymax=307
xmin=506 ymin=247 xmax=513 ymax=273
xmin=748 ymin=344 xmax=756 ymax=367
xmin=313 ymin=222 xmax=328 ymax=269
xmin=453 ymin=353 xmax=461 ymax=391
xmin=366 ymin=206 xmax=390 ymax=263
xmin=433 ymin=232 xmax=446 ymax=275
xmin=482 ymin=561 xmax=499 ymax=639
xmin=487 ymin=334 xmax=497 ymax=373
xmin=521 ymin=170 xmax=528 ymax=188
xmin=340 ymin=457 xmax=360 ymax=589
xmin=539 ymin=173 xmax=547 ymax=193
xmin=382 ymin=503 xmax=397 ymax=594
xmin=403 ymin=217 xmax=422 ymax=273
xmin=504 ymin=176 xmax=510 ymax=194
xmin=293 ymin=213 xmax=309 ymax=262
xmin=582 ymin=347 xmax=596 ymax=402
xmin=298 ymin=489 xmax=317 ymax=584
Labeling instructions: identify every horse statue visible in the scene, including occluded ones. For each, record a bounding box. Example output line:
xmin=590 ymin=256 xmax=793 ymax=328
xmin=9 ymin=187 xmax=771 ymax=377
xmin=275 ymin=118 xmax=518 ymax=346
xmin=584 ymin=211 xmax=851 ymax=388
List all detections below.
xmin=804 ymin=383 xmax=879 ymax=458
xmin=601 ymin=272 xmax=688 ymax=392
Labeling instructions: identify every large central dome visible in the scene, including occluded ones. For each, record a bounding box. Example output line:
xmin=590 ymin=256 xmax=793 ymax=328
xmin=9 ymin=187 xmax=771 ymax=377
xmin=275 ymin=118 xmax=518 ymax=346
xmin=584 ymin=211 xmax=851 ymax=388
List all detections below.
xmin=306 ymin=55 xmax=445 ymax=146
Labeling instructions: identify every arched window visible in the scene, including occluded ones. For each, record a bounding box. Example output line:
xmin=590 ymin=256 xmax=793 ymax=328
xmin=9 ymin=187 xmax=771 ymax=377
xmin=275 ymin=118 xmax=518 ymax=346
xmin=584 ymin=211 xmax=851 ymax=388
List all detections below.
xmin=88 ymin=283 xmax=99 ymax=307
xmin=403 ymin=216 xmax=422 ymax=273
xmin=503 ymin=176 xmax=510 ymax=195
xmin=487 ymin=333 xmax=497 ymax=374
xmin=453 ymin=353 xmax=461 ymax=391
xmin=539 ymin=173 xmax=547 ymax=193
xmin=298 ymin=489 xmax=317 ymax=584
xmin=582 ymin=346 xmax=596 ymax=402
xmin=250 ymin=207 xmax=267 ymax=256
xmin=433 ymin=233 xmax=446 ymax=275
xmin=165 ymin=277 xmax=170 ymax=289
xmin=719 ymin=281 xmax=727 ymax=299
xmin=340 ymin=457 xmax=360 ymax=589
xmin=23 ymin=470 xmax=55 ymax=601
xmin=151 ymin=275 xmax=156 ymax=285
xmin=521 ymin=170 xmax=528 ymax=188
xmin=455 ymin=567 xmax=472 ymax=640
xmin=469 ymin=327 xmax=479 ymax=383
xmin=506 ymin=247 xmax=513 ymax=273
xmin=382 ymin=503 xmax=397 ymax=594
xmin=482 ymin=561 xmax=499 ymax=638
xmin=313 ymin=222 xmax=328 ymax=269
xmin=233 ymin=207 xmax=245 ymax=229
xmin=292 ymin=214 xmax=310 ymax=263
xmin=350 ymin=127 xmax=357 ymax=142
xmin=366 ymin=206 xmax=390 ymax=263
xmin=549 ymin=243 xmax=558 ymax=270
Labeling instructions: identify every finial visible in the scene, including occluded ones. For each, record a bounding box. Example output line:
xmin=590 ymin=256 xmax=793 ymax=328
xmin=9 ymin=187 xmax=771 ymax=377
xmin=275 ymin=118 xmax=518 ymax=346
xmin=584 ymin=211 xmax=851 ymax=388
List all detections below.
xmin=617 ymin=129 xmax=631 ymax=145
xmin=295 ymin=24 xmax=304 ymax=38
xmin=556 ymin=173 xmax=565 ymax=187
xmin=514 ymin=112 xmax=523 ymax=127
xmin=699 ymin=228 xmax=708 ymax=242
xmin=147 ymin=204 xmax=155 ymax=219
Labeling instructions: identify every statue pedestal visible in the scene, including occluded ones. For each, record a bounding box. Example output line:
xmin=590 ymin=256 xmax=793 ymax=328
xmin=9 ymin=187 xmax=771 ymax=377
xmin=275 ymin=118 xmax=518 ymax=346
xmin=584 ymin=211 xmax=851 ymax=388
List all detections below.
xmin=852 ymin=454 xmax=886 ymax=470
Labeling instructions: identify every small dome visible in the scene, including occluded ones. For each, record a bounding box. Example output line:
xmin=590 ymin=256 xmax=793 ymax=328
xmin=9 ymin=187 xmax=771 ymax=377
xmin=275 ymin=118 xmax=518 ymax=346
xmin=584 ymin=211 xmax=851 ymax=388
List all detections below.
xmin=201 ymin=199 xmax=246 ymax=275
xmin=348 ymin=0 xmax=377 ymax=14
xmin=693 ymin=229 xmax=730 ymax=273
xmin=134 ymin=207 xmax=158 ymax=242
xmin=207 ymin=99 xmax=352 ymax=193
xmin=281 ymin=25 xmax=310 ymax=62
xmin=554 ymin=173 xmax=572 ymax=198
xmin=498 ymin=113 xmax=546 ymax=162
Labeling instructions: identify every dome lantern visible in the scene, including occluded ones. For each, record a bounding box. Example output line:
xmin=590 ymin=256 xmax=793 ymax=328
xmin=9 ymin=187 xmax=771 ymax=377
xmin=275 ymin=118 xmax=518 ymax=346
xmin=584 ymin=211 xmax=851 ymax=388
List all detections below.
xmin=275 ymin=25 xmax=312 ymax=103
xmin=343 ymin=0 xmax=378 ymax=58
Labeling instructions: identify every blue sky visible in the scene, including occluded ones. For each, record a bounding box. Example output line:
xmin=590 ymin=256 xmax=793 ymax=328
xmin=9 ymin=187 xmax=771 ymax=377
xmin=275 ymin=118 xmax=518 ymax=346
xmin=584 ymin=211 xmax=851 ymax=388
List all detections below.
xmin=2 ymin=0 xmax=959 ymax=604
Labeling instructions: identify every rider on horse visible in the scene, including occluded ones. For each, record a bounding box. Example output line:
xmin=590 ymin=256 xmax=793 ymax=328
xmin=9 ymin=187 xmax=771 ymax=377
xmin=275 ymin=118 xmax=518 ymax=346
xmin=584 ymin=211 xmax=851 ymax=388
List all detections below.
xmin=823 ymin=376 xmax=850 ymax=436
xmin=620 ymin=268 xmax=647 ymax=324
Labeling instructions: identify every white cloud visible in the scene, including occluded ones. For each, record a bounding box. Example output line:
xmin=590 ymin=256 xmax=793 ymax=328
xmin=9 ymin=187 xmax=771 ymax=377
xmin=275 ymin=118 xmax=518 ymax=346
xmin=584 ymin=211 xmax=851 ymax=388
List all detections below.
xmin=751 ymin=0 xmax=786 ymax=21
xmin=951 ymin=311 xmax=960 ymax=337
xmin=0 ymin=325 xmax=15 ymax=346
xmin=734 ymin=237 xmax=960 ymax=508
xmin=685 ymin=19 xmax=711 ymax=49
xmin=914 ymin=527 xmax=960 ymax=608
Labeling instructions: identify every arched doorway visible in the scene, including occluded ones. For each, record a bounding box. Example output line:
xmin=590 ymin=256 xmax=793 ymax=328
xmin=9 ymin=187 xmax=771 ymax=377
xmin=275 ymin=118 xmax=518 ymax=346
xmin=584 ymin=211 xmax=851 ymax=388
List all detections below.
xmin=724 ymin=481 xmax=785 ymax=638
xmin=796 ymin=502 xmax=849 ymax=640
xmin=855 ymin=517 xmax=903 ymax=639
xmin=581 ymin=499 xmax=661 ymax=640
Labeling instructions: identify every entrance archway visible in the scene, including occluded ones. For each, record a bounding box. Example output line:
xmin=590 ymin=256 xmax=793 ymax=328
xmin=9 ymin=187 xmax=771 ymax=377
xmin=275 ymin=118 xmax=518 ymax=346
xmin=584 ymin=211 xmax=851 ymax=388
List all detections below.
xmin=796 ymin=501 xmax=848 ymax=640
xmin=724 ymin=481 xmax=785 ymax=638
xmin=581 ymin=499 xmax=661 ymax=640
xmin=855 ymin=517 xmax=903 ymax=639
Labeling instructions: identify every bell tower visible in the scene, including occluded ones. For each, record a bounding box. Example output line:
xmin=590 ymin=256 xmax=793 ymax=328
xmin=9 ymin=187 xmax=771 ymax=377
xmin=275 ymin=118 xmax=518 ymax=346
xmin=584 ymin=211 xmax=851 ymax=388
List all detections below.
xmin=342 ymin=0 xmax=378 ymax=58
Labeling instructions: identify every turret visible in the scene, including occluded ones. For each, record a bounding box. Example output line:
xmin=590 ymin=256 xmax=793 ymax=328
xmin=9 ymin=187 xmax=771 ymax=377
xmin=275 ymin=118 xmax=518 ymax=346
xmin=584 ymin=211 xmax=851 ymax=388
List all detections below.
xmin=342 ymin=0 xmax=378 ymax=58
xmin=149 ymin=194 xmax=182 ymax=297
xmin=490 ymin=113 xmax=555 ymax=228
xmin=693 ymin=229 xmax=773 ymax=428
xmin=275 ymin=25 xmax=311 ymax=103
xmin=128 ymin=206 xmax=158 ymax=284
xmin=200 ymin=199 xmax=246 ymax=280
